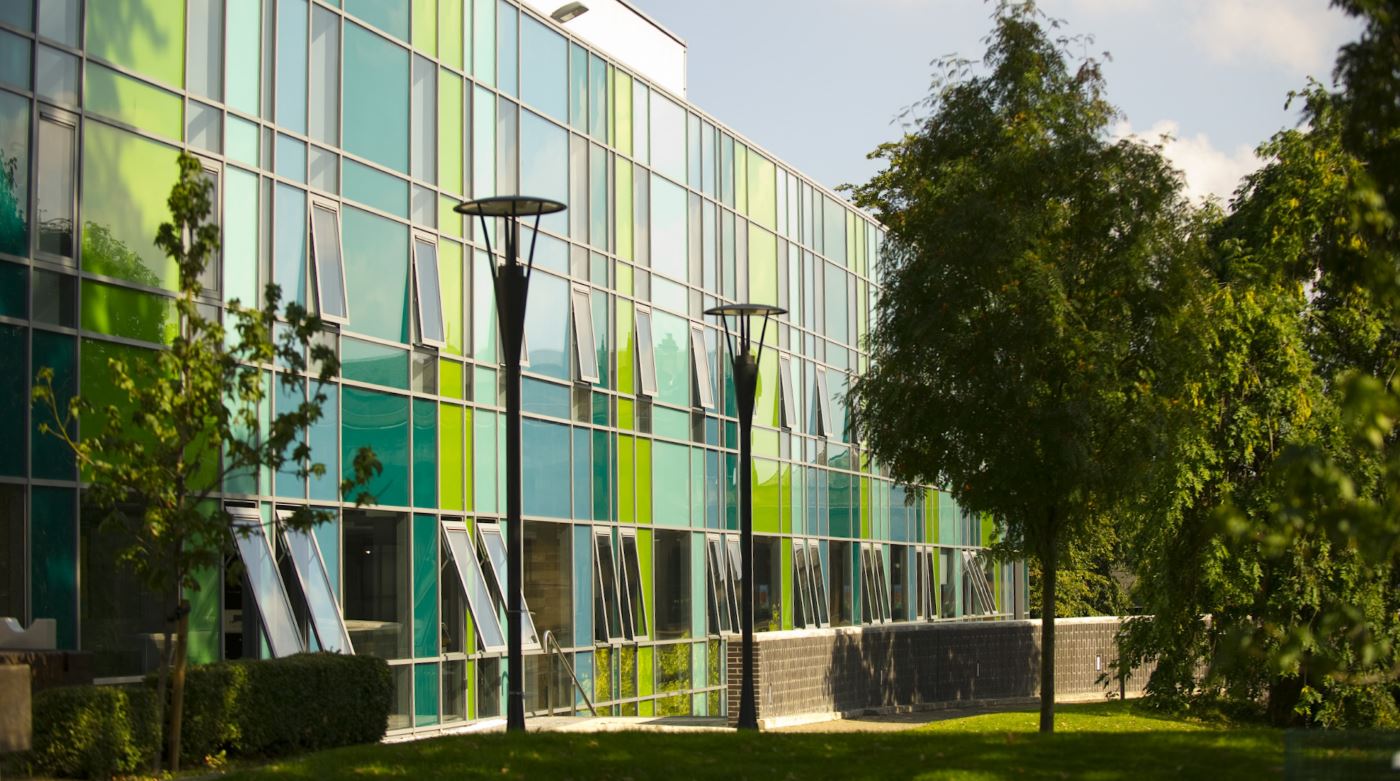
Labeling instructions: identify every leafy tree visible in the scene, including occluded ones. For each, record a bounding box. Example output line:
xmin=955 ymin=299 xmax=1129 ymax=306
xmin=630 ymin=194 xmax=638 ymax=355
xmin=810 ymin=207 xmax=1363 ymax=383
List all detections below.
xmin=33 ymin=153 xmax=382 ymax=770
xmin=848 ymin=2 xmax=1204 ymax=732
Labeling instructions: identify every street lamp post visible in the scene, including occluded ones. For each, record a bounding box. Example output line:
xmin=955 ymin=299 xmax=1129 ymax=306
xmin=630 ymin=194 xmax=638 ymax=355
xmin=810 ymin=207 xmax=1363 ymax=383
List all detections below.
xmin=705 ymin=303 xmax=786 ymax=731
xmin=455 ymin=195 xmax=566 ymax=733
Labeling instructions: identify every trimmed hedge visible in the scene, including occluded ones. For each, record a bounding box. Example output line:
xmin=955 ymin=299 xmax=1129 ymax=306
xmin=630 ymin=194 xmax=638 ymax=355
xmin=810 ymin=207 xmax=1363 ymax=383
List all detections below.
xmin=26 ymin=653 xmax=391 ymax=778
xmin=28 ymin=685 xmax=159 ymax=780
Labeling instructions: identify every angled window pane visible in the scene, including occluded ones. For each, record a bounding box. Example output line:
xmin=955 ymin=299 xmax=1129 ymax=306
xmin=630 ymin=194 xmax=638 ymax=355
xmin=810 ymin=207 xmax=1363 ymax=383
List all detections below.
xmin=778 ymin=355 xmax=797 ymax=430
xmin=478 ymin=524 xmax=540 ymax=648
xmin=860 ymin=547 xmax=875 ymax=624
xmin=724 ymin=536 xmax=742 ymax=630
xmin=620 ymin=531 xmax=647 ymax=639
xmin=413 ymin=238 xmax=445 ymax=346
xmin=36 ymin=116 xmax=75 ymax=259
xmin=690 ymin=325 xmax=713 ymax=409
xmin=310 ymin=204 xmax=348 ymax=321
xmin=792 ymin=542 xmax=810 ymax=628
xmin=571 ymin=286 xmax=600 ymax=383
xmin=707 ymin=538 xmax=732 ymax=633
xmin=230 ymin=508 xmax=304 ymax=657
xmin=281 ymin=521 xmax=353 ymax=654
xmin=593 ymin=530 xmax=621 ymax=642
xmin=814 ymin=368 xmax=833 ymax=439
xmin=635 ymin=308 xmax=658 ymax=397
xmin=810 ymin=542 xmax=829 ymax=627
xmin=704 ymin=538 xmax=722 ymax=635
xmin=875 ymin=547 xmax=891 ymax=622
xmin=442 ymin=523 xmax=506 ymax=651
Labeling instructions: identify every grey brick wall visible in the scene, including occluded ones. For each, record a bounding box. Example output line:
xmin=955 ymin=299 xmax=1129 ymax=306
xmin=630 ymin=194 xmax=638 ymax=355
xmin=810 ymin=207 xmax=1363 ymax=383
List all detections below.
xmin=726 ymin=617 xmax=1153 ymax=726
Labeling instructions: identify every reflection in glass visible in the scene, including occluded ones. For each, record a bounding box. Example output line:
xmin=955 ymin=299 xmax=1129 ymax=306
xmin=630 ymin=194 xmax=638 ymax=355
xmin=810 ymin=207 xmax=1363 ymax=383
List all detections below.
xmin=477 ymin=523 xmax=540 ymax=647
xmin=343 ymin=510 xmax=410 ymax=658
xmin=441 ymin=522 xmax=506 ymax=651
xmin=620 ymin=531 xmax=647 ymax=638
xmin=310 ymin=204 xmax=347 ymax=320
xmin=635 ymin=309 xmax=657 ymax=397
xmin=593 ymin=530 xmax=621 ymax=642
xmin=413 ymin=238 xmax=444 ymax=345
xmin=229 ymin=508 xmax=304 ymax=657
xmin=0 ymin=91 xmax=29 ymax=256
xmin=523 ymin=521 xmax=572 ymax=643
xmin=36 ymin=117 xmax=74 ymax=258
xmin=653 ymin=530 xmax=690 ymax=639
xmin=281 ymin=521 xmax=353 ymax=653
xmin=36 ymin=46 xmax=78 ymax=106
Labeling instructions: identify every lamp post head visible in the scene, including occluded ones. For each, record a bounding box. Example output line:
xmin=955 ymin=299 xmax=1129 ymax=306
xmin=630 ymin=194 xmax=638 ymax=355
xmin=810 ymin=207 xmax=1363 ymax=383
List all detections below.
xmin=454 ymin=195 xmax=567 ymax=219
xmin=705 ymin=302 xmax=786 ymax=364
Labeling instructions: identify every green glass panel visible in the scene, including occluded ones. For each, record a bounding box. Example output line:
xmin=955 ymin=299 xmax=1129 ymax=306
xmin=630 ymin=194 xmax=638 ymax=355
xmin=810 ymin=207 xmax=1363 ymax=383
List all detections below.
xmin=226 ymin=0 xmax=260 ymax=115
xmin=439 ymin=195 xmax=463 ymax=239
xmin=31 ymin=331 xmax=75 ymax=479
xmin=614 ymin=71 xmax=631 ymax=157
xmin=413 ymin=514 xmax=438 ymax=657
xmin=471 ymin=0 xmax=494 ymax=86
xmin=472 ymin=410 xmax=496 ymax=514
xmin=618 ymin=435 xmax=633 ymax=523
xmin=0 ymin=262 xmax=24 ymax=317
xmin=344 ymin=22 xmax=409 ymax=173
xmin=615 ymin=159 xmax=632 ymax=261
xmin=591 ymin=429 xmax=609 ymax=521
xmin=0 ymin=91 xmax=28 ymax=257
xmin=652 ymin=442 xmax=688 ymax=526
xmin=615 ymin=299 xmax=633 ymax=394
xmin=81 ymin=122 xmax=180 ymax=290
xmin=637 ymin=437 xmax=651 ymax=524
xmin=748 ymin=154 xmax=777 ymax=230
xmin=414 ymin=662 xmax=439 ymax=726
xmin=348 ymin=0 xmax=409 ymax=41
xmin=86 ymin=0 xmax=185 ymax=87
xmin=186 ymin=564 xmax=219 ymax=663
xmin=440 ymin=403 xmax=464 ymax=511
xmin=414 ymin=398 xmax=437 ymax=507
xmin=440 ymin=0 xmax=464 ymax=70
xmin=342 ymin=337 xmax=409 ymax=389
xmin=80 ymin=280 xmax=174 ymax=344
xmin=343 ymin=206 xmax=409 ymax=343
xmin=440 ymin=358 xmax=464 ymax=400
xmin=30 ymin=486 xmax=77 ymax=648
xmin=754 ymin=458 xmax=779 ymax=533
xmin=439 ymin=70 xmax=464 ymax=195
xmin=343 ymin=158 xmax=409 ymax=219
xmin=309 ymin=387 xmax=340 ymax=502
xmin=343 ymin=387 xmax=409 ymax=507
xmin=0 ymin=325 xmax=24 ymax=476
xmin=413 ymin=0 xmax=438 ymax=56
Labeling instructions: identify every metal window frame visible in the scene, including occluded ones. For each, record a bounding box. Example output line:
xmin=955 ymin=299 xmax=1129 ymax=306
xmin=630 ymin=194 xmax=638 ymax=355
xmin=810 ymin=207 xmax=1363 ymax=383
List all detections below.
xmin=33 ymin=105 xmax=79 ymax=265
xmin=619 ymin=528 xmax=648 ymax=640
xmin=227 ymin=505 xmax=305 ymax=658
xmin=275 ymin=508 xmax=353 ymax=654
xmin=689 ymin=323 xmax=713 ymax=409
xmin=634 ymin=305 xmax=658 ymax=397
xmin=778 ymin=354 xmax=797 ymax=431
xmin=592 ymin=527 xmax=623 ymax=643
xmin=814 ymin=367 xmax=833 ymax=439
xmin=441 ymin=520 xmax=507 ymax=653
xmin=476 ymin=522 xmax=541 ymax=650
xmin=704 ymin=534 xmax=732 ymax=635
xmin=570 ymin=284 xmax=600 ymax=383
xmin=808 ymin=540 xmax=830 ymax=628
xmin=411 ymin=233 xmax=446 ymax=347
xmin=308 ymin=200 xmax=349 ymax=324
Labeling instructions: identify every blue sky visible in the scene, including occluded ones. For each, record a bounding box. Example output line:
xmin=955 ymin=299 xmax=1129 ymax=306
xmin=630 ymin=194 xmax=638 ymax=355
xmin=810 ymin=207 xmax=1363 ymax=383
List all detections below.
xmin=629 ymin=0 xmax=1362 ymax=202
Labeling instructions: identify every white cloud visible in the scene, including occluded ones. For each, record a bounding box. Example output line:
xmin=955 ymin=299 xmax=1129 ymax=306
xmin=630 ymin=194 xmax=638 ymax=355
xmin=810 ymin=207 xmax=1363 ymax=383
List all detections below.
xmin=1114 ymin=119 xmax=1261 ymax=203
xmin=1187 ymin=0 xmax=1345 ymax=76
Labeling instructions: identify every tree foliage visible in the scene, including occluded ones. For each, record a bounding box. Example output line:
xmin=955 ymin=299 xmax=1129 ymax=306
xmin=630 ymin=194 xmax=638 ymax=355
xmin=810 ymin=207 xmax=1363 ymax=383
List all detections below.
xmin=848 ymin=2 xmax=1204 ymax=732
xmin=33 ymin=153 xmax=382 ymax=769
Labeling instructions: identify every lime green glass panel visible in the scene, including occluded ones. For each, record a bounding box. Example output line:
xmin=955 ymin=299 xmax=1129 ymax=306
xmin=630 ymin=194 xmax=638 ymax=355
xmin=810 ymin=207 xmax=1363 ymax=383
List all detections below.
xmin=652 ymin=442 xmax=688 ymax=527
xmin=440 ymin=403 xmax=464 ymax=510
xmin=438 ymin=70 xmax=463 ymax=194
xmin=615 ymin=299 xmax=633 ymax=395
xmin=31 ymin=486 xmax=77 ymax=649
xmin=187 ymin=565 xmax=219 ymax=663
xmin=81 ymin=122 xmax=180 ymax=290
xmin=78 ymin=339 xmax=159 ymax=479
xmin=413 ymin=0 xmax=438 ymax=56
xmin=439 ymin=240 xmax=464 ymax=355
xmin=342 ymin=207 xmax=410 ymax=343
xmin=440 ymin=195 xmax=463 ymax=238
xmin=80 ymin=280 xmax=174 ymax=344
xmin=637 ymin=526 xmax=653 ymax=633
xmin=780 ymin=542 xmax=792 ymax=629
xmin=86 ymin=0 xmax=185 ymax=87
xmin=413 ymin=514 xmax=438 ymax=657
xmin=343 ymin=387 xmax=409 ymax=507
xmin=861 ymin=476 xmax=872 ymax=539
xmin=734 ymin=144 xmax=748 ymax=215
xmin=614 ymin=71 xmax=631 ymax=157
xmin=440 ymin=359 xmax=464 ymax=400
xmin=615 ymin=160 xmax=632 ymax=261
xmin=440 ymin=0 xmax=464 ymax=70
xmin=779 ymin=462 xmax=791 ymax=534
xmin=344 ymin=22 xmax=409 ymax=173
xmin=636 ymin=437 xmax=652 ymax=525
xmin=618 ymin=435 xmax=634 ymax=523
xmin=754 ymin=458 xmax=779 ymax=533
xmin=748 ymin=154 xmax=776 ymax=230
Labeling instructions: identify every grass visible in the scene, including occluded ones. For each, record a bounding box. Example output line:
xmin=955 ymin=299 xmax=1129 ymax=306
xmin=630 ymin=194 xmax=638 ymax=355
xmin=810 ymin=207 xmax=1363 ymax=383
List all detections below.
xmin=218 ymin=701 xmax=1289 ymax=780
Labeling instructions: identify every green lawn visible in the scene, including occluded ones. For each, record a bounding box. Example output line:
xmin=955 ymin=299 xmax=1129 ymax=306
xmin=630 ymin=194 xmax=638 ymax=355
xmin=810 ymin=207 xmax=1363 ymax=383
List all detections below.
xmin=222 ymin=702 xmax=1285 ymax=780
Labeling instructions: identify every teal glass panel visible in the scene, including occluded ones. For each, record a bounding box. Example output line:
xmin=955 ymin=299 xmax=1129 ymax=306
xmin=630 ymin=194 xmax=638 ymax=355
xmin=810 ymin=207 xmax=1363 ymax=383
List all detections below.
xmin=652 ymin=311 xmax=689 ymax=408
xmin=276 ymin=0 xmax=308 ymax=133
xmin=275 ymin=377 xmax=307 ymax=498
xmin=522 ymin=378 xmax=568 ymax=419
xmin=344 ymin=22 xmax=409 ymax=173
xmin=520 ymin=16 xmax=565 ymax=121
xmin=224 ymin=168 xmax=259 ymax=306
xmin=0 ymin=325 xmax=25 ymax=476
xmin=414 ymin=662 xmax=439 ymax=726
xmin=308 ymin=389 xmax=340 ymax=502
xmin=0 ymin=90 xmax=30 ymax=256
xmin=32 ymin=331 xmax=75 ymax=480
xmin=523 ymin=269 xmax=568 ymax=380
xmin=274 ymin=184 xmax=308 ymax=307
xmin=226 ymin=0 xmax=260 ymax=115
xmin=572 ymin=427 xmax=590 ymax=519
xmin=471 ymin=0 xmax=494 ymax=86
xmin=568 ymin=43 xmax=586 ymax=131
xmin=343 ymin=387 xmax=409 ymax=507
xmin=413 ymin=514 xmax=438 ymax=657
xmin=496 ymin=0 xmax=516 ymax=97
xmin=473 ymin=410 xmax=497 ymax=514
xmin=343 ymin=206 xmax=409 ymax=343
xmin=519 ymin=111 xmax=567 ymax=236
xmin=652 ymin=442 xmax=689 ymax=526
xmin=413 ymin=399 xmax=436 ymax=507
xmin=572 ymin=524 xmax=592 ymax=645
xmin=226 ymin=115 xmax=259 ymax=167
xmin=522 ymin=419 xmax=568 ymax=518
xmin=276 ymin=134 xmax=307 ymax=183
xmin=31 ymin=486 xmax=77 ymax=648
xmin=343 ymin=158 xmax=408 ymax=219
xmin=0 ymin=30 xmax=29 ymax=90
xmin=829 ymin=470 xmax=852 ymax=538
xmin=0 ymin=262 xmax=24 ymax=316
xmin=0 ymin=2 xmax=32 ymax=30
xmin=704 ymin=450 xmax=719 ymax=530
xmin=312 ymin=513 xmax=339 ymax=593
xmin=725 ymin=452 xmax=737 ymax=530
xmin=471 ymin=248 xmax=496 ymax=361
xmin=591 ymin=429 xmax=609 ymax=522
xmin=473 ymin=366 xmax=496 ymax=406
xmin=347 ymin=0 xmax=409 ymax=41
xmin=342 ymin=337 xmax=409 ymax=389
xmin=653 ymin=407 xmax=687 ymax=441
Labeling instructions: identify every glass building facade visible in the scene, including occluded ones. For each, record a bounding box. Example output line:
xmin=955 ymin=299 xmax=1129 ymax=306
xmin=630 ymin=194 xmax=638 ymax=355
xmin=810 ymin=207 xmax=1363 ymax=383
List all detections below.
xmin=0 ymin=0 xmax=1025 ymax=731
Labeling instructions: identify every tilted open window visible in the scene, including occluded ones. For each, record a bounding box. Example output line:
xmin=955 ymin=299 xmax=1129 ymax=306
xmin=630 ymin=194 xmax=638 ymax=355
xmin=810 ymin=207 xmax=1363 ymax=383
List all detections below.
xmin=309 ymin=203 xmax=348 ymax=323
xmin=635 ymin=307 xmax=658 ymax=397
xmin=412 ymin=236 xmax=445 ymax=347
xmin=861 ymin=544 xmax=891 ymax=624
xmin=779 ymin=355 xmax=798 ymax=431
xmin=619 ymin=530 xmax=648 ymax=639
xmin=228 ymin=506 xmax=305 ymax=657
xmin=441 ymin=521 xmax=507 ymax=652
xmin=476 ymin=523 xmax=540 ymax=649
xmin=814 ymin=367 xmax=834 ymax=439
xmin=809 ymin=541 xmax=830 ymax=627
xmin=793 ymin=541 xmax=815 ymax=629
xmin=277 ymin=511 xmax=353 ymax=654
xmin=690 ymin=325 xmax=714 ymax=409
xmin=571 ymin=286 xmax=600 ymax=383
xmin=593 ymin=529 xmax=623 ymax=643
xmin=705 ymin=535 xmax=733 ymax=635
xmin=725 ymin=536 xmax=744 ymax=630
xmin=962 ymin=549 xmax=998 ymax=616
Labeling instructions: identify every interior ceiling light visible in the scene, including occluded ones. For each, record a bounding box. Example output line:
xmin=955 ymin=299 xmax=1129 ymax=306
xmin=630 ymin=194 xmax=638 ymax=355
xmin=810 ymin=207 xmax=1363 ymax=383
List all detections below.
xmin=551 ymin=1 xmax=588 ymax=23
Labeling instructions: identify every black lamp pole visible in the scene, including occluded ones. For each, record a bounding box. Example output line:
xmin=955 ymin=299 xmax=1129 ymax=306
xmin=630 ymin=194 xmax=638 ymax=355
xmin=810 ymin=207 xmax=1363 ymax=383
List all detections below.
xmin=455 ymin=195 xmax=565 ymax=733
xmin=706 ymin=303 xmax=785 ymax=731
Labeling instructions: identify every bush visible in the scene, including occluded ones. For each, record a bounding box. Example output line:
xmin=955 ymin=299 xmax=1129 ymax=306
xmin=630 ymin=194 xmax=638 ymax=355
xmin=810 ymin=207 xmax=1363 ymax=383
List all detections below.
xmin=171 ymin=652 xmax=391 ymax=764
xmin=27 ymin=685 xmax=159 ymax=779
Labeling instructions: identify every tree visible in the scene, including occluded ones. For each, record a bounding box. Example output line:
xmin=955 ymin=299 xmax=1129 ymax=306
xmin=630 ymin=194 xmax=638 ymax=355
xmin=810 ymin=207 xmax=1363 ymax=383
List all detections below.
xmin=33 ymin=153 xmax=382 ymax=770
xmin=848 ymin=3 xmax=1205 ymax=732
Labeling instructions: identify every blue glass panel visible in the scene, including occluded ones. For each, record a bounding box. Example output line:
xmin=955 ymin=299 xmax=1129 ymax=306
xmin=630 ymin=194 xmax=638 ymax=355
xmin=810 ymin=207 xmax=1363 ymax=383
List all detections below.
xmin=309 ymin=390 xmax=340 ymax=501
xmin=572 ymin=428 xmax=590 ymax=520
xmin=520 ymin=16 xmax=565 ymax=121
xmin=413 ymin=399 xmax=436 ymax=507
xmin=347 ymin=0 xmax=409 ymax=41
xmin=522 ymin=378 xmax=569 ymax=419
xmin=276 ymin=0 xmax=308 ymax=133
xmin=496 ymin=0 xmax=516 ymax=97
xmin=343 ymin=387 xmax=409 ymax=507
xmin=312 ymin=512 xmax=340 ymax=593
xmin=522 ymin=419 xmax=569 ymax=518
xmin=413 ymin=514 xmax=438 ymax=657
xmin=518 ymin=111 xmax=567 ymax=237
xmin=572 ymin=524 xmax=592 ymax=646
xmin=274 ymin=184 xmax=308 ymax=307
xmin=275 ymin=134 xmax=307 ymax=183
xmin=342 ymin=336 xmax=409 ymax=389
xmin=523 ymin=269 xmax=568 ymax=381
xmin=344 ymin=22 xmax=409 ymax=172
xmin=275 ymin=376 xmax=307 ymax=498
xmin=342 ymin=206 xmax=409 ymax=343
xmin=31 ymin=486 xmax=77 ymax=649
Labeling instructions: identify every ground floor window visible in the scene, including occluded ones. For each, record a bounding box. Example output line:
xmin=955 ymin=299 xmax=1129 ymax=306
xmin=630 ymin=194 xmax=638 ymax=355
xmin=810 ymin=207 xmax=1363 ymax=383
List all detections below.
xmin=343 ymin=509 xmax=409 ymax=659
xmin=754 ymin=536 xmax=780 ymax=631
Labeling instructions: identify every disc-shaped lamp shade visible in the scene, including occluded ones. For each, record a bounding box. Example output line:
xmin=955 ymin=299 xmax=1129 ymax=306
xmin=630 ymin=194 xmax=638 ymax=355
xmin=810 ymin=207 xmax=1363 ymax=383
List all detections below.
xmin=455 ymin=195 xmax=567 ymax=218
xmin=704 ymin=303 xmax=787 ymax=319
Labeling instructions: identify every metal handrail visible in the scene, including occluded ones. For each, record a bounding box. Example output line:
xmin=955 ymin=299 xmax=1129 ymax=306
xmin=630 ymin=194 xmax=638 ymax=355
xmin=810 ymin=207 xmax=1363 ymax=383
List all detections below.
xmin=541 ymin=630 xmax=598 ymax=717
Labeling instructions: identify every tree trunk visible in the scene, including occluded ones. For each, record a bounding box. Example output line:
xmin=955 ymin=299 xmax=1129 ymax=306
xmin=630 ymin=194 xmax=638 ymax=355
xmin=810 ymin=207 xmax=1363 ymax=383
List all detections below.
xmin=1039 ymin=523 xmax=1058 ymax=734
xmin=151 ymin=603 xmax=175 ymax=773
xmin=169 ymin=598 xmax=190 ymax=772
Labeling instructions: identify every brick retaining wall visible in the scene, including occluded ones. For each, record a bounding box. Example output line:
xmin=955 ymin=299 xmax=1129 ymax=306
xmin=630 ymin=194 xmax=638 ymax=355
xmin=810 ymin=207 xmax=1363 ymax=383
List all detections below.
xmin=727 ymin=617 xmax=1152 ymax=726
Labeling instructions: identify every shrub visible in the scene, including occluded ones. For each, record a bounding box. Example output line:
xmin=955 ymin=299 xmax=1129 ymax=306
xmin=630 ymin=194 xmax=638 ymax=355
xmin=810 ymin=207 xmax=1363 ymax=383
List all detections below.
xmin=27 ymin=685 xmax=159 ymax=779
